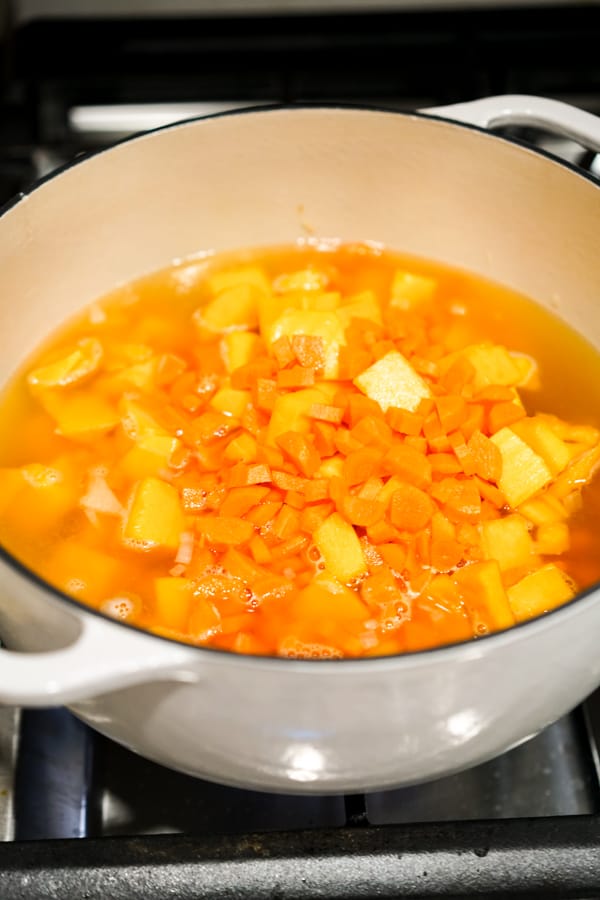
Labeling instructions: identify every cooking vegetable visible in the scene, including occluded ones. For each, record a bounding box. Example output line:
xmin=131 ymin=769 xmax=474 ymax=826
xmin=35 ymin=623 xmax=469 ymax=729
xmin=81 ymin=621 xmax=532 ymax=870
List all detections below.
xmin=1 ymin=241 xmax=599 ymax=659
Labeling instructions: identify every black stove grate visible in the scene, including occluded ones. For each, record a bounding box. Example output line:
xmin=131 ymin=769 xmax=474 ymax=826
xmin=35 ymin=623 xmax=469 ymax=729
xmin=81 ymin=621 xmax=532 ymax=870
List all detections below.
xmin=1 ymin=690 xmax=599 ymax=898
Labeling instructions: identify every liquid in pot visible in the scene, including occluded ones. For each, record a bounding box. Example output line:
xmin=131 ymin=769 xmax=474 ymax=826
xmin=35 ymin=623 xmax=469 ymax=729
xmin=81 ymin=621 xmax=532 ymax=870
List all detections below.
xmin=1 ymin=241 xmax=600 ymax=658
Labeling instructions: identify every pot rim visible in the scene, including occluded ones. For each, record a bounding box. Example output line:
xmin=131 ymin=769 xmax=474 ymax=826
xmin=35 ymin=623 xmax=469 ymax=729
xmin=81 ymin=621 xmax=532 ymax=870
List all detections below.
xmin=1 ymin=98 xmax=599 ymax=669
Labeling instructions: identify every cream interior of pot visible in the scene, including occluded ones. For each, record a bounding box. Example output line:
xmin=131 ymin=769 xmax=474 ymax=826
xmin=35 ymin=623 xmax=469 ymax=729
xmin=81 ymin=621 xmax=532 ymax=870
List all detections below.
xmin=0 ymin=106 xmax=598 ymax=384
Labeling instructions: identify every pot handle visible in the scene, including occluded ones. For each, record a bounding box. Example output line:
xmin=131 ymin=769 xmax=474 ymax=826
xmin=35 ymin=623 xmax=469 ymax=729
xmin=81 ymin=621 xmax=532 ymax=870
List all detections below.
xmin=423 ymin=94 xmax=600 ymax=153
xmin=0 ymin=615 xmax=198 ymax=707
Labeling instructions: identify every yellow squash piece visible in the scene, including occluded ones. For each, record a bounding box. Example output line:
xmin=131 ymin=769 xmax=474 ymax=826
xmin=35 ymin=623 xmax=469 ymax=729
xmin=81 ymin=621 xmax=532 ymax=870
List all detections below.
xmin=267 ymin=309 xmax=345 ymax=378
xmin=313 ymin=512 xmax=367 ymax=582
xmin=195 ymin=283 xmax=263 ymax=333
xmin=210 ymin=387 xmax=252 ymax=418
xmin=221 ymin=332 xmax=261 ymax=373
xmin=41 ymin=390 xmax=120 ymax=440
xmin=123 ymin=477 xmax=185 ymax=551
xmin=154 ymin=577 xmax=196 ymax=631
xmin=490 ymin=427 xmax=553 ymax=507
xmin=480 ymin=514 xmax=534 ymax=572
xmin=454 ymin=559 xmax=515 ymax=632
xmin=291 ymin=572 xmax=370 ymax=639
xmin=390 ymin=270 xmax=437 ymax=309
xmin=207 ymin=265 xmax=271 ymax=297
xmin=27 ymin=337 xmax=103 ymax=389
xmin=336 ymin=290 xmax=383 ymax=328
xmin=353 ymin=350 xmax=431 ymax=413
xmin=267 ymin=387 xmax=332 ymax=446
xmin=507 ymin=564 xmax=576 ymax=622
xmin=511 ymin=417 xmax=572 ymax=475
xmin=119 ymin=434 xmax=182 ymax=479
xmin=45 ymin=541 xmax=122 ymax=603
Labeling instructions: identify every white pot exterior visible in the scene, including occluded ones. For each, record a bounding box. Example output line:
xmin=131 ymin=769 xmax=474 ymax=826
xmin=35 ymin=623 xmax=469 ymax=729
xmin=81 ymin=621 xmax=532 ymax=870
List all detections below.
xmin=0 ymin=100 xmax=600 ymax=793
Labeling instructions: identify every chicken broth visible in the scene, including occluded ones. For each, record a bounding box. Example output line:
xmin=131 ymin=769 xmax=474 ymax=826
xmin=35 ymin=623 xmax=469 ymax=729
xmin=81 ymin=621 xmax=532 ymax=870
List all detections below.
xmin=1 ymin=241 xmax=600 ymax=658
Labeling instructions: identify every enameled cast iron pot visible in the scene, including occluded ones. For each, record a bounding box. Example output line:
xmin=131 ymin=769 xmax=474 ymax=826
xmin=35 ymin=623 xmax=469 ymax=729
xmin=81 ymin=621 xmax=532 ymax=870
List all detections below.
xmin=0 ymin=95 xmax=599 ymax=793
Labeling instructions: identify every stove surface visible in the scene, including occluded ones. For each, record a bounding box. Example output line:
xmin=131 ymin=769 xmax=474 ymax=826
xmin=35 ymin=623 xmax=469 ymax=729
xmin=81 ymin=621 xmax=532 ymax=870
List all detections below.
xmin=1 ymin=4 xmax=600 ymax=897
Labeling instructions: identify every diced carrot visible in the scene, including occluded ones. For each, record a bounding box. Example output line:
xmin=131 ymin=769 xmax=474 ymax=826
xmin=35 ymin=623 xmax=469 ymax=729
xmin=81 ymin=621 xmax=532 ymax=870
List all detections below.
xmin=285 ymin=490 xmax=307 ymax=510
xmin=312 ymin=420 xmax=338 ymax=456
xmin=270 ymin=533 xmax=310 ymax=559
xmin=383 ymin=443 xmax=432 ymax=489
xmin=429 ymin=453 xmax=462 ymax=475
xmin=334 ymin=428 xmax=363 ymax=456
xmin=386 ymin=406 xmax=424 ymax=436
xmin=434 ymin=395 xmax=468 ymax=433
xmin=308 ymin=403 xmax=345 ymax=425
xmin=276 ymin=431 xmax=321 ymax=477
xmin=253 ymin=378 xmax=279 ymax=412
xmin=249 ymin=534 xmax=273 ymax=564
xmin=350 ymin=416 xmax=393 ymax=450
xmin=347 ymin=394 xmax=384 ymax=428
xmin=276 ymin=366 xmax=316 ymax=388
xmin=246 ymin=499 xmax=283 ymax=526
xmin=227 ymin=462 xmax=272 ymax=487
xmin=189 ymin=411 xmax=240 ymax=445
xmin=272 ymin=504 xmax=301 ymax=541
xmin=389 ymin=484 xmax=434 ymax=531
xmin=221 ymin=546 xmax=267 ymax=582
xmin=341 ymin=495 xmax=385 ymax=527
xmin=343 ymin=447 xmax=384 ymax=486
xmin=378 ymin=542 xmax=407 ymax=573
xmin=290 ymin=334 xmax=326 ymax=371
xmin=219 ymin=485 xmax=270 ymax=518
xmin=299 ymin=501 xmax=334 ymax=534
xmin=196 ymin=515 xmax=255 ymax=545
xmin=488 ymin=401 xmax=527 ymax=434
xmin=271 ymin=335 xmax=295 ymax=368
xmin=271 ymin=470 xmax=308 ymax=493
xmin=304 ymin=479 xmax=330 ymax=503
xmin=466 ymin=430 xmax=503 ymax=482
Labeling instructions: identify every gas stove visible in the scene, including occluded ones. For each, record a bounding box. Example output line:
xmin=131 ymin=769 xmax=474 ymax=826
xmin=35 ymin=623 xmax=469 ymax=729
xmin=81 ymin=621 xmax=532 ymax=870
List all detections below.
xmin=1 ymin=2 xmax=600 ymax=897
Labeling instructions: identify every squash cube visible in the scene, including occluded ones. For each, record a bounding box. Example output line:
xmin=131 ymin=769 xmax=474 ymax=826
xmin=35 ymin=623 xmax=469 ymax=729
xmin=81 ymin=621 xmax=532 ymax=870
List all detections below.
xmin=119 ymin=434 xmax=181 ymax=479
xmin=27 ymin=337 xmax=103 ymax=389
xmin=273 ymin=268 xmax=329 ymax=293
xmin=337 ymin=290 xmax=383 ymax=328
xmin=119 ymin=398 xmax=169 ymax=441
xmin=195 ymin=283 xmax=262 ymax=333
xmin=221 ymin=332 xmax=261 ymax=373
xmin=480 ymin=514 xmax=534 ymax=572
xmin=207 ymin=265 xmax=271 ymax=297
xmin=313 ymin=512 xmax=367 ymax=582
xmin=353 ymin=350 xmax=431 ymax=413
xmin=41 ymin=390 xmax=120 ymax=440
xmin=154 ymin=577 xmax=196 ymax=631
xmin=507 ymin=564 xmax=576 ymax=622
xmin=490 ymin=427 xmax=553 ymax=507
xmin=390 ymin=270 xmax=437 ymax=309
xmin=45 ymin=541 xmax=121 ymax=603
xmin=267 ymin=387 xmax=330 ymax=445
xmin=210 ymin=387 xmax=251 ymax=419
xmin=534 ymin=522 xmax=570 ymax=556
xmin=224 ymin=432 xmax=258 ymax=464
xmin=461 ymin=343 xmax=523 ymax=390
xmin=511 ymin=417 xmax=572 ymax=475
xmin=453 ymin=559 xmax=515 ymax=632
xmin=123 ymin=477 xmax=185 ymax=551
xmin=267 ymin=309 xmax=345 ymax=378
xmin=292 ymin=571 xmax=370 ymax=640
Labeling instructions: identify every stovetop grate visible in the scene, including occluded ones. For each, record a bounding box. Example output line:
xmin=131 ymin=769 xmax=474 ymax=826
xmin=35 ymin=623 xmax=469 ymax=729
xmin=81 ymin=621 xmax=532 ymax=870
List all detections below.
xmin=0 ymin=690 xmax=599 ymax=898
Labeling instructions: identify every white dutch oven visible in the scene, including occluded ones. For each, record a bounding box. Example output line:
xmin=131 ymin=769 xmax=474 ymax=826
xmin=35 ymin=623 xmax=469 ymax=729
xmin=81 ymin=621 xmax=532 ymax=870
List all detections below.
xmin=0 ymin=95 xmax=599 ymax=794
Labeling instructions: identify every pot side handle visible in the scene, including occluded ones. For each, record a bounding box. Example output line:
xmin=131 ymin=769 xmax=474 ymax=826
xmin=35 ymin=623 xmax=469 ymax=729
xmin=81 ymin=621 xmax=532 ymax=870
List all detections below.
xmin=0 ymin=615 xmax=198 ymax=707
xmin=423 ymin=94 xmax=600 ymax=153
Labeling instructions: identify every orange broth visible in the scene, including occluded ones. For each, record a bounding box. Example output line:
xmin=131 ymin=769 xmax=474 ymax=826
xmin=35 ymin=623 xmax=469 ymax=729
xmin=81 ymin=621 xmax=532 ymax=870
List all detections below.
xmin=1 ymin=241 xmax=600 ymax=658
